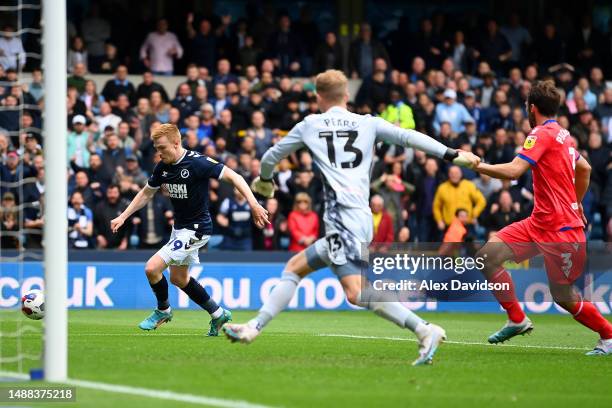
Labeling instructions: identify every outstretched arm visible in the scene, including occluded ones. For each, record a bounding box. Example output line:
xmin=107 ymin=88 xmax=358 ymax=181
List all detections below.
xmin=374 ymin=117 xmax=479 ymax=168
xmin=222 ymin=167 xmax=270 ymax=228
xmin=260 ymin=121 xmax=305 ymax=180
xmin=575 ymin=155 xmax=591 ymax=223
xmin=475 ymin=156 xmax=531 ymax=180
xmin=111 ymin=185 xmax=157 ymax=232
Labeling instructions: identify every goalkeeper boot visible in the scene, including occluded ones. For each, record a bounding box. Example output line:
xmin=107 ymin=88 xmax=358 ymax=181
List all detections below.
xmin=207 ymin=309 xmax=232 ymax=337
xmin=488 ymin=317 xmax=533 ymax=344
xmin=586 ymin=339 xmax=612 ymax=356
xmin=412 ymin=323 xmax=447 ymax=366
xmin=222 ymin=323 xmax=261 ymax=344
xmin=138 ymin=309 xmax=173 ymax=331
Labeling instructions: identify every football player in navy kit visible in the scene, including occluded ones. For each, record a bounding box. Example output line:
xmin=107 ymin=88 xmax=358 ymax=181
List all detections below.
xmin=111 ymin=124 xmax=269 ymax=335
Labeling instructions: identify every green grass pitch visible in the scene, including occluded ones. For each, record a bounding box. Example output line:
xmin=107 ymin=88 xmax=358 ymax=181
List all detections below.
xmin=1 ymin=310 xmax=611 ymax=407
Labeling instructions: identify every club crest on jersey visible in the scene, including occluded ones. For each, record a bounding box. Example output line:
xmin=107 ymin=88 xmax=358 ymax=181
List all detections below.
xmin=180 ymin=169 xmax=190 ymax=178
xmin=162 ymin=171 xmax=168 ymax=177
xmin=524 ymin=135 xmax=537 ymax=149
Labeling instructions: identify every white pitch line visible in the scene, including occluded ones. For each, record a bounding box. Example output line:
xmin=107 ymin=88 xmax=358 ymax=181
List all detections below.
xmin=0 ymin=370 xmax=277 ymax=408
xmin=317 ymin=333 xmax=591 ymax=351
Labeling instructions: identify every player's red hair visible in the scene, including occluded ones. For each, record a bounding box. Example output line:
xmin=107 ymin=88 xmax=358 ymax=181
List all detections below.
xmin=151 ymin=123 xmax=181 ymax=144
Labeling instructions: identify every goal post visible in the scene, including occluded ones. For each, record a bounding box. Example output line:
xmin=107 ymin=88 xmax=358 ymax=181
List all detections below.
xmin=42 ymin=0 xmax=68 ymax=382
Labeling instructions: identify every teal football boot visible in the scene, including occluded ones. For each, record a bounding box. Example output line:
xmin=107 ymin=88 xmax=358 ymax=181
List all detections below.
xmin=138 ymin=309 xmax=173 ymax=331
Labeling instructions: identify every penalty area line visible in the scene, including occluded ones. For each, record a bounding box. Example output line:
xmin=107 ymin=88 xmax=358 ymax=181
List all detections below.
xmin=317 ymin=333 xmax=591 ymax=351
xmin=0 ymin=370 xmax=277 ymax=408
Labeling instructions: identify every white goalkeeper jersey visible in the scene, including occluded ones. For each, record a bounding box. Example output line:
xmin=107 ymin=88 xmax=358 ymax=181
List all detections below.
xmin=260 ymin=106 xmax=449 ymax=210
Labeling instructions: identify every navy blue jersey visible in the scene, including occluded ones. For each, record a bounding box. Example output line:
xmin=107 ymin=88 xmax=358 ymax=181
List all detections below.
xmin=147 ymin=150 xmax=224 ymax=234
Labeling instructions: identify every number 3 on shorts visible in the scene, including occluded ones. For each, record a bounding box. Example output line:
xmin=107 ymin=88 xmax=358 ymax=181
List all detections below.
xmin=326 ymin=234 xmax=342 ymax=256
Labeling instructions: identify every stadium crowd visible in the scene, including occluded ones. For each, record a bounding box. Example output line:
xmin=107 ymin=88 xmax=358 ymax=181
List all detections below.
xmin=1 ymin=7 xmax=612 ymax=250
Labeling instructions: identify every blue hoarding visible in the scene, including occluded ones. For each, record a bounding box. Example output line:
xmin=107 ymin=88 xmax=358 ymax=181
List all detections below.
xmin=1 ymin=261 xmax=611 ymax=315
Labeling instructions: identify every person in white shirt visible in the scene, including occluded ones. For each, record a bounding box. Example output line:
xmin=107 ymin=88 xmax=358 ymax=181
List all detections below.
xmin=223 ymin=69 xmax=480 ymax=366
xmin=140 ymin=18 xmax=183 ymax=76
xmin=0 ymin=25 xmax=26 ymax=70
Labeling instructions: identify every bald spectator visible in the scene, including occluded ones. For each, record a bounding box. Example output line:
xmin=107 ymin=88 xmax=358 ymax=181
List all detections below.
xmin=136 ymin=71 xmax=169 ymax=102
xmin=67 ymin=62 xmax=88 ymax=92
xmin=433 ymin=166 xmax=486 ymax=231
xmin=213 ymin=58 xmax=238 ymax=85
xmin=140 ymin=18 xmax=183 ymax=75
xmin=101 ymin=65 xmax=136 ymax=106
xmin=370 ymin=195 xmax=394 ymax=249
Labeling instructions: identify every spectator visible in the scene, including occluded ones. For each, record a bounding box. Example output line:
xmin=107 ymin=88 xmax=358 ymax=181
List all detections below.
xmin=253 ymin=197 xmax=287 ymax=250
xmin=349 ymin=23 xmax=390 ymax=79
xmin=181 ymin=113 xmax=211 ymax=144
xmin=210 ymin=82 xmax=230 ymax=119
xmin=98 ymin=43 xmax=120 ymax=74
xmin=246 ymin=110 xmax=274 ymax=159
xmin=67 ymin=191 xmax=94 ymax=249
xmin=136 ymin=71 xmax=169 ymax=102
xmin=380 ymin=88 xmax=416 ymax=130
xmin=236 ymin=35 xmax=261 ymax=74
xmin=132 ymin=193 xmax=173 ymax=248
xmin=485 ymin=190 xmax=521 ymax=237
xmin=101 ymin=65 xmax=136 ymax=105
xmin=0 ymin=95 xmax=19 ymax=133
xmin=442 ymin=208 xmax=469 ymax=243
xmin=217 ymin=189 xmax=253 ymax=250
xmin=95 ymin=102 xmax=121 ymax=132
xmin=500 ymin=13 xmax=532 ymax=65
xmin=0 ymin=25 xmax=26 ymax=70
xmin=214 ymin=109 xmax=238 ymax=151
xmin=0 ymin=192 xmax=19 ymax=249
xmin=28 ymin=68 xmax=44 ymax=102
xmin=473 ymin=19 xmax=512 ymax=74
xmin=112 ymin=95 xmax=137 ymax=123
xmin=94 ymin=184 xmax=128 ymax=249
xmin=473 ymin=172 xmax=503 ymax=202
xmin=433 ymin=89 xmax=475 ymax=135
xmin=99 ymin=133 xmax=127 ymax=177
xmin=67 ymin=62 xmax=88 ymax=92
xmin=414 ymin=157 xmax=442 ymax=242
xmin=433 ymin=166 xmax=486 ymax=231
xmin=149 ymin=91 xmax=170 ymax=123
xmin=140 ymin=18 xmax=183 ymax=75
xmin=186 ymin=15 xmax=217 ymax=72
xmin=81 ymin=5 xmax=110 ymax=71
xmin=371 ymin=162 xmax=415 ymax=235
xmin=266 ymin=15 xmax=302 ymax=76
xmin=68 ymin=168 xmax=95 ymax=205
xmin=595 ymin=88 xmax=612 ymax=144
xmin=535 ymin=23 xmax=565 ymax=70
xmin=67 ymin=115 xmax=93 ymax=168
xmin=213 ymin=58 xmax=238 ymax=85
xmin=68 ymin=36 xmax=88 ymax=73
xmin=80 ymin=80 xmax=105 ymax=116
xmin=172 ymin=83 xmax=200 ymax=120
xmin=571 ymin=14 xmax=604 ymax=73
xmin=370 ymin=194 xmax=394 ymax=249
xmin=314 ymin=32 xmax=344 ymax=73
xmin=287 ymin=192 xmax=319 ymax=252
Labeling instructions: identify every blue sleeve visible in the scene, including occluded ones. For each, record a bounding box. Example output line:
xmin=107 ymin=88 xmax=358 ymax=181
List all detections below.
xmin=147 ymin=163 xmax=164 ymax=189
xmin=194 ymin=155 xmax=225 ymax=180
xmin=85 ymin=208 xmax=93 ymax=222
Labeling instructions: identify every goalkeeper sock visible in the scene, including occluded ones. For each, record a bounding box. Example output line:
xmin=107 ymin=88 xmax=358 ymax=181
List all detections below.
xmin=571 ymin=300 xmax=612 ymax=339
xmin=490 ymin=268 xmax=525 ymax=323
xmin=150 ymin=275 xmax=170 ymax=310
xmin=356 ymin=286 xmax=425 ymax=332
xmin=180 ymin=277 xmax=220 ymax=316
xmin=248 ymin=271 xmax=300 ymax=330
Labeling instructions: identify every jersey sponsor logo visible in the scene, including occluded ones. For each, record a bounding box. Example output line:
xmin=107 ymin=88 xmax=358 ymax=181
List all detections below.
xmin=524 ymin=135 xmax=537 ymax=149
xmin=180 ymin=169 xmax=190 ymax=178
xmin=206 ymin=156 xmax=219 ymax=164
xmin=165 ymin=183 xmax=188 ymax=199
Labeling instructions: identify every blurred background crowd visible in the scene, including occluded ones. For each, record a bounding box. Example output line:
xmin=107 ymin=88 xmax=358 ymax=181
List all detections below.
xmin=1 ymin=0 xmax=612 ymax=250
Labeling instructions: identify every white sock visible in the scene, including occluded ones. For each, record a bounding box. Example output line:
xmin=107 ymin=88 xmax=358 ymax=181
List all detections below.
xmin=248 ymin=271 xmax=300 ymax=330
xmin=210 ymin=307 xmax=224 ymax=319
xmin=357 ymin=286 xmax=425 ymax=332
xmin=158 ymin=306 xmax=171 ymax=314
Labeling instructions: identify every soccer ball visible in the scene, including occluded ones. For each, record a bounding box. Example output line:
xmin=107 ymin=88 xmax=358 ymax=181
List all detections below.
xmin=21 ymin=289 xmax=45 ymax=320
